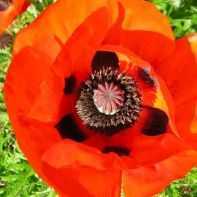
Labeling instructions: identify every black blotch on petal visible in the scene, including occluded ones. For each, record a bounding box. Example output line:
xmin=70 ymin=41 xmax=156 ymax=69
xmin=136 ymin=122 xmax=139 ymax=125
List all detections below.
xmin=64 ymin=75 xmax=76 ymax=94
xmin=91 ymin=51 xmax=119 ymax=71
xmin=56 ymin=114 xmax=86 ymax=142
xmin=142 ymin=107 xmax=169 ymax=136
xmin=102 ymin=146 xmax=130 ymax=156
xmin=138 ymin=68 xmax=155 ymax=87
xmin=0 ymin=0 xmax=10 ymax=11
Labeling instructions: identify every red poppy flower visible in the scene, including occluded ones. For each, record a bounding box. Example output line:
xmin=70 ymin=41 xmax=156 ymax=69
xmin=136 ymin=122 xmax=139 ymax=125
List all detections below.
xmin=0 ymin=0 xmax=28 ymax=34
xmin=4 ymin=0 xmax=197 ymax=196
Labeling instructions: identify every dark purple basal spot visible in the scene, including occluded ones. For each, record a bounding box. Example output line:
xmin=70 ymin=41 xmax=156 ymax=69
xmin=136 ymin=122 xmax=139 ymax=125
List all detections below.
xmin=142 ymin=107 xmax=169 ymax=136
xmin=91 ymin=51 xmax=119 ymax=71
xmin=56 ymin=114 xmax=86 ymax=142
xmin=64 ymin=75 xmax=76 ymax=94
xmin=0 ymin=0 xmax=11 ymax=11
xmin=102 ymin=146 xmax=130 ymax=156
xmin=138 ymin=68 xmax=155 ymax=87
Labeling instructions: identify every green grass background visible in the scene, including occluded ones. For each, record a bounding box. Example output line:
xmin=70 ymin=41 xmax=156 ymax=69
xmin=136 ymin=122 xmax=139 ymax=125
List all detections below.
xmin=0 ymin=0 xmax=197 ymax=196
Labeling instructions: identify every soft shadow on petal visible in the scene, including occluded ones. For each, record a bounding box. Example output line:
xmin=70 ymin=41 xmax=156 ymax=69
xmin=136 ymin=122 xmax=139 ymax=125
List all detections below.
xmin=4 ymin=47 xmax=61 ymax=178
xmin=42 ymin=140 xmax=122 ymax=197
xmin=4 ymin=5 xmax=119 ymax=185
xmin=122 ymin=150 xmax=197 ymax=197
xmin=51 ymin=7 xmax=117 ymax=123
xmin=105 ymin=30 xmax=175 ymax=65
xmin=155 ymin=38 xmax=197 ymax=148
xmin=13 ymin=0 xmax=118 ymax=54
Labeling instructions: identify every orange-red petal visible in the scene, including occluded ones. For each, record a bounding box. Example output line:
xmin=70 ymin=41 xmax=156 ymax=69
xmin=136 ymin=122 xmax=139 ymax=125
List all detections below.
xmin=187 ymin=34 xmax=197 ymax=136
xmin=4 ymin=1 xmax=197 ymax=196
xmin=122 ymin=150 xmax=197 ymax=197
xmin=119 ymin=0 xmax=174 ymax=39
xmin=41 ymin=139 xmax=197 ymax=197
xmin=4 ymin=47 xmax=61 ymax=178
xmin=53 ymin=7 xmax=114 ymax=77
xmin=4 ymin=4 xmax=119 ymax=182
xmin=155 ymin=38 xmax=197 ymax=148
xmin=0 ymin=0 xmax=28 ymax=34
xmin=97 ymin=44 xmax=157 ymax=106
xmin=42 ymin=140 xmax=122 ymax=197
xmin=188 ymin=33 xmax=197 ymax=61
xmin=105 ymin=30 xmax=175 ymax=65
xmin=13 ymin=0 xmax=118 ymax=54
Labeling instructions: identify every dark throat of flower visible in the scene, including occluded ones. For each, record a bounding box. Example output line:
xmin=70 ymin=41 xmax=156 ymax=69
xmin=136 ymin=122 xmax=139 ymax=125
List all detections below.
xmin=56 ymin=51 xmax=169 ymax=157
xmin=76 ymin=51 xmax=142 ymax=136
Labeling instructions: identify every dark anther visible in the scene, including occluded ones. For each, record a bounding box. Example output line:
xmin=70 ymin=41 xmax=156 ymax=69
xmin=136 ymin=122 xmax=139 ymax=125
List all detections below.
xmin=138 ymin=68 xmax=155 ymax=87
xmin=102 ymin=146 xmax=130 ymax=156
xmin=142 ymin=107 xmax=169 ymax=136
xmin=56 ymin=114 xmax=86 ymax=142
xmin=76 ymin=67 xmax=142 ymax=134
xmin=64 ymin=75 xmax=76 ymax=94
xmin=0 ymin=0 xmax=11 ymax=11
xmin=0 ymin=33 xmax=13 ymax=49
xmin=91 ymin=51 xmax=119 ymax=71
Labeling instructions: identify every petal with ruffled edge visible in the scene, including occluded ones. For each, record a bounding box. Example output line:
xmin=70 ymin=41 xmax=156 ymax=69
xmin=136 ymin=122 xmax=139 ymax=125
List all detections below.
xmin=105 ymin=29 xmax=175 ymax=66
xmin=120 ymin=0 xmax=174 ymax=39
xmin=122 ymin=150 xmax=197 ymax=197
xmin=4 ymin=4 xmax=117 ymax=183
xmin=155 ymin=38 xmax=197 ymax=148
xmin=42 ymin=140 xmax=122 ymax=197
xmin=41 ymin=137 xmax=197 ymax=197
xmin=4 ymin=47 xmax=61 ymax=179
xmin=13 ymin=0 xmax=118 ymax=54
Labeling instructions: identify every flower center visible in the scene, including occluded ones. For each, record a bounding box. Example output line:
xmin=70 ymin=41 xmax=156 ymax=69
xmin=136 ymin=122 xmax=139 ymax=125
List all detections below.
xmin=93 ymin=82 xmax=124 ymax=115
xmin=76 ymin=67 xmax=142 ymax=135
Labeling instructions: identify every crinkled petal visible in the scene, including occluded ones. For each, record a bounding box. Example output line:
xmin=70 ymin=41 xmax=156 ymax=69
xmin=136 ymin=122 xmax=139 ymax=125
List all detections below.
xmin=155 ymin=38 xmax=197 ymax=148
xmin=4 ymin=5 xmax=119 ymax=182
xmin=42 ymin=138 xmax=196 ymax=197
xmin=105 ymin=30 xmax=175 ymax=65
xmin=13 ymin=0 xmax=118 ymax=54
xmin=53 ymin=7 xmax=114 ymax=76
xmin=4 ymin=47 xmax=61 ymax=177
xmin=42 ymin=140 xmax=122 ymax=197
xmin=48 ymin=7 xmax=117 ymax=124
xmin=122 ymin=150 xmax=197 ymax=197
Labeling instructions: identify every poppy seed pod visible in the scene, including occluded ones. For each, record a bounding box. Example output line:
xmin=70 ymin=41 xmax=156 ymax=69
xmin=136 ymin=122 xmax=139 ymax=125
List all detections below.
xmin=4 ymin=0 xmax=197 ymax=197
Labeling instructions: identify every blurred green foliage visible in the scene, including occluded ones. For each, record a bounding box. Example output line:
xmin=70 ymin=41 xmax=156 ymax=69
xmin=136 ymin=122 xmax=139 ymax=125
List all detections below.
xmin=152 ymin=0 xmax=197 ymax=37
xmin=0 ymin=0 xmax=196 ymax=196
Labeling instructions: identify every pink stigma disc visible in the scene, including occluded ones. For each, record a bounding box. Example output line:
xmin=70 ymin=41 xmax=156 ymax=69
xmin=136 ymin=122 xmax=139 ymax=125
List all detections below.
xmin=93 ymin=82 xmax=125 ymax=115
